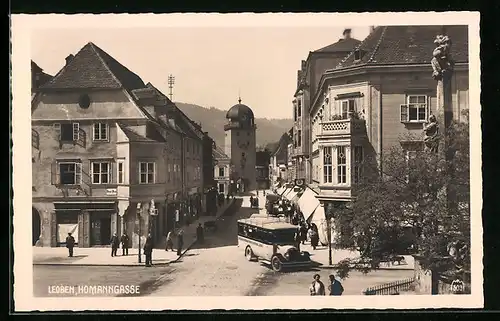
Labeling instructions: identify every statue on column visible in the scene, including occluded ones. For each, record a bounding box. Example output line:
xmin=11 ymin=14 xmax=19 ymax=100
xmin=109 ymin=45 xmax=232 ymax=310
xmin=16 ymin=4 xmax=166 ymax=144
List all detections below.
xmin=431 ymin=35 xmax=454 ymax=81
xmin=423 ymin=114 xmax=440 ymax=153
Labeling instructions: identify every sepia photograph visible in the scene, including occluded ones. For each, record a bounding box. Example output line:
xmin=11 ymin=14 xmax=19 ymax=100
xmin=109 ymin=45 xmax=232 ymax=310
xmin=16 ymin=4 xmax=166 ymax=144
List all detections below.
xmin=12 ymin=12 xmax=482 ymax=311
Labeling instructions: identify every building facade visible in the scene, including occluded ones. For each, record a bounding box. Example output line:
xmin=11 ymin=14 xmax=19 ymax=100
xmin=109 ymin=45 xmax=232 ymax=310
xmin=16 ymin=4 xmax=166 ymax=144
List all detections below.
xmin=292 ymin=29 xmax=362 ymax=183
xmin=213 ymin=146 xmax=231 ymax=196
xmin=269 ymin=131 xmax=292 ymax=189
xmin=31 ymin=42 xmax=212 ymax=248
xmin=224 ymin=100 xmax=257 ymax=193
xmin=256 ymin=150 xmax=271 ymax=190
xmin=305 ymin=26 xmax=469 ymax=229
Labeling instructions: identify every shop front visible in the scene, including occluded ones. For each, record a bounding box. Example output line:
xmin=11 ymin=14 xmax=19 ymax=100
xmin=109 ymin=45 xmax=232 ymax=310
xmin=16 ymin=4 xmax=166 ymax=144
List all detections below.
xmin=52 ymin=202 xmax=118 ymax=248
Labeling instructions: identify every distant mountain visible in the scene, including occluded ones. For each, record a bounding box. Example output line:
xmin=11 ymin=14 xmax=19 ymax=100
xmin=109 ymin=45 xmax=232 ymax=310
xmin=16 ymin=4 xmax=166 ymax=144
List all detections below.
xmin=175 ymin=102 xmax=293 ymax=150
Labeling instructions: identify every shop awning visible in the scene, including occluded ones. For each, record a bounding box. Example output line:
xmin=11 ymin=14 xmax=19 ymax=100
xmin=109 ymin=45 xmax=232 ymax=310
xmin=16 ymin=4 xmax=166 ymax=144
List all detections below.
xmin=297 ymin=188 xmax=320 ymax=221
xmin=308 ymin=205 xmax=333 ymax=246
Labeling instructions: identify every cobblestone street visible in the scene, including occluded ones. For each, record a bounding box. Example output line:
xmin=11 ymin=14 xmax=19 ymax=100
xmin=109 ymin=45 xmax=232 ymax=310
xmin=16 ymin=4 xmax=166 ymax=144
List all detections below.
xmin=33 ymin=195 xmax=414 ymax=297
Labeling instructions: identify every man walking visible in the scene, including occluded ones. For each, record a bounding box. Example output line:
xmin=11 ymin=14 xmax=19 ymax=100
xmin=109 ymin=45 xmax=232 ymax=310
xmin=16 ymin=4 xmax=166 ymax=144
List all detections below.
xmin=196 ymin=223 xmax=204 ymax=244
xmin=144 ymin=233 xmax=153 ymax=267
xmin=328 ymin=274 xmax=344 ymax=296
xmin=110 ymin=232 xmax=120 ymax=257
xmin=121 ymin=232 xmax=130 ymax=256
xmin=177 ymin=229 xmax=184 ymax=256
xmin=65 ymin=232 xmax=75 ymax=257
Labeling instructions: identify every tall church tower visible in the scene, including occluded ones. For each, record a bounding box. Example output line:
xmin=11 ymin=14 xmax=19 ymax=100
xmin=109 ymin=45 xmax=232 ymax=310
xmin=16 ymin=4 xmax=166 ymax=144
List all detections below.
xmin=224 ymin=98 xmax=257 ymax=193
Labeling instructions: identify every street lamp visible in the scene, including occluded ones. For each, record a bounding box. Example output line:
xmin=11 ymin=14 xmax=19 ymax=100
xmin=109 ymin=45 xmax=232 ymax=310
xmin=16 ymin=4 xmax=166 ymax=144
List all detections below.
xmin=137 ymin=202 xmax=142 ymax=263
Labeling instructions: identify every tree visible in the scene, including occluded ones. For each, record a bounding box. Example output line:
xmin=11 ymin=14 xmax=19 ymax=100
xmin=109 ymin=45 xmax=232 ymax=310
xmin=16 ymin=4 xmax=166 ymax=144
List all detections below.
xmin=333 ymin=110 xmax=470 ymax=281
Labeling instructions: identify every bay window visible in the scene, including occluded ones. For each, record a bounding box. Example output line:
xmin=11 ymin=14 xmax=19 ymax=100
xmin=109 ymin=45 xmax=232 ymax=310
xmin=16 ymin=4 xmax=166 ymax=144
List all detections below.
xmin=323 ymin=147 xmax=333 ymax=183
xmin=337 ymin=146 xmax=347 ymax=184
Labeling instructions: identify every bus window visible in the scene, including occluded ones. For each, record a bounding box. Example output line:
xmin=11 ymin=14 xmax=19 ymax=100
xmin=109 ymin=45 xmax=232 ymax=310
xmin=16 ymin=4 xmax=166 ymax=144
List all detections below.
xmin=271 ymin=229 xmax=296 ymax=245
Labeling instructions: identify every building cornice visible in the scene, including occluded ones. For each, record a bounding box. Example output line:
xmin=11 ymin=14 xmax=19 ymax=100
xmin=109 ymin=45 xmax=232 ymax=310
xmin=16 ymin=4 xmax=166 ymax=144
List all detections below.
xmin=310 ymin=62 xmax=469 ymax=116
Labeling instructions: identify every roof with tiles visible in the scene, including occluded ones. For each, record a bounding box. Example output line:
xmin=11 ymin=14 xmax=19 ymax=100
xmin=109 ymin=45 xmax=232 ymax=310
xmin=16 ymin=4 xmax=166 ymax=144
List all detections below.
xmin=213 ymin=146 xmax=229 ymax=160
xmin=335 ymin=25 xmax=469 ymax=70
xmin=314 ymin=37 xmax=362 ymax=53
xmin=117 ymin=123 xmax=166 ymax=143
xmin=41 ymin=42 xmax=145 ymax=91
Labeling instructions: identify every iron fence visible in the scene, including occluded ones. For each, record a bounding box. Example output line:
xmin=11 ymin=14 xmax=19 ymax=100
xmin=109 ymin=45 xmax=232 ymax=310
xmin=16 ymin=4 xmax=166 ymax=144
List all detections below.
xmin=363 ymin=277 xmax=415 ymax=295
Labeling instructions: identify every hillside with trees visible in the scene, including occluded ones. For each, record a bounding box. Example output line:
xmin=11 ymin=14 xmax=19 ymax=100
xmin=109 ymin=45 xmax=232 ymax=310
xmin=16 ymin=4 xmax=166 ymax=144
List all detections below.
xmin=175 ymin=102 xmax=293 ymax=150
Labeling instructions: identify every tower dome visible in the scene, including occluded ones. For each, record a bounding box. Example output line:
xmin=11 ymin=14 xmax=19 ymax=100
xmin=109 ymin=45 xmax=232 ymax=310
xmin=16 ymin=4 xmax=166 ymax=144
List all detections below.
xmin=225 ymin=98 xmax=255 ymax=128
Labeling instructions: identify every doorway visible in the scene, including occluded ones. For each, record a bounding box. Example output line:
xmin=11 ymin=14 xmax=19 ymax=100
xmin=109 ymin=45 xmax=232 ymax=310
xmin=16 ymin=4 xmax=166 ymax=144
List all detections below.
xmin=32 ymin=207 xmax=41 ymax=246
xmin=90 ymin=215 xmax=111 ymax=246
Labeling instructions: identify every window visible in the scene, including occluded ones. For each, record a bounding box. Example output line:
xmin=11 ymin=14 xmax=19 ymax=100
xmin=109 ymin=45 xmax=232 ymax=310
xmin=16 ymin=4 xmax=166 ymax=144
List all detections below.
xmin=337 ymin=146 xmax=347 ymax=184
xmin=340 ymin=100 xmax=356 ymax=119
xmin=117 ymin=160 xmax=124 ymax=184
xmin=91 ymin=162 xmax=110 ymax=184
xmin=59 ymin=162 xmax=82 ymax=185
xmin=93 ymin=123 xmax=109 ymax=141
xmin=167 ymin=163 xmax=172 ymax=182
xmin=323 ymin=147 xmax=333 ymax=183
xmin=55 ymin=123 xmax=80 ymax=141
xmin=219 ymin=167 xmax=225 ymax=177
xmin=297 ymin=130 xmax=302 ymax=147
xmin=297 ymin=99 xmax=302 ymax=117
xmin=139 ymin=162 xmax=155 ymax=184
xmin=401 ymin=95 xmax=428 ymax=122
xmin=354 ymin=49 xmax=361 ymax=61
xmin=218 ymin=183 xmax=225 ymax=193
xmin=353 ymin=146 xmax=363 ymax=184
xmin=294 ymin=106 xmax=297 ymax=121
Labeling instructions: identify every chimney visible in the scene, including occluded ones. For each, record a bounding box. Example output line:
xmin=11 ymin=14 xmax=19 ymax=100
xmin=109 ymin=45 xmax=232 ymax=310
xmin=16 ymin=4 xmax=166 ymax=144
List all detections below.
xmin=369 ymin=26 xmax=376 ymax=33
xmin=65 ymin=54 xmax=74 ymax=66
xmin=342 ymin=28 xmax=352 ymax=40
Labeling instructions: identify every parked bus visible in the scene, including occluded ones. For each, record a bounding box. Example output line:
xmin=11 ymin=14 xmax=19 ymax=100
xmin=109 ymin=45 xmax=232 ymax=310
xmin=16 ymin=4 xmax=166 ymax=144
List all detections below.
xmin=237 ymin=217 xmax=312 ymax=272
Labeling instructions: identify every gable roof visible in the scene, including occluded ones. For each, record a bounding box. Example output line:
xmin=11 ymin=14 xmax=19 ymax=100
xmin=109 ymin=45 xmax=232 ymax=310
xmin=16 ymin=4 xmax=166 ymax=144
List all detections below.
xmin=336 ymin=25 xmax=468 ymax=70
xmin=314 ymin=37 xmax=362 ymax=53
xmin=213 ymin=146 xmax=229 ymax=160
xmin=41 ymin=42 xmax=145 ymax=91
xmin=117 ymin=123 xmax=166 ymax=143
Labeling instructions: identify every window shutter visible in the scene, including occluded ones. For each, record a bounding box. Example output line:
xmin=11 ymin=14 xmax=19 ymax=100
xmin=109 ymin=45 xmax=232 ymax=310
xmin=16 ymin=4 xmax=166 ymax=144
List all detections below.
xmin=53 ymin=123 xmax=61 ymax=140
xmin=111 ymin=161 xmax=117 ymax=183
xmin=400 ymin=104 xmax=409 ymax=122
xmin=51 ymin=162 xmax=60 ymax=185
xmin=75 ymin=163 xmax=82 ymax=185
xmin=72 ymin=123 xmax=80 ymax=141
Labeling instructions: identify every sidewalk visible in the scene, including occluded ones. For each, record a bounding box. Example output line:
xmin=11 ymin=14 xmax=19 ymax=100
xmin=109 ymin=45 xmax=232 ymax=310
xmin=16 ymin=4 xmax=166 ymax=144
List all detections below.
xmin=33 ymin=198 xmax=236 ymax=267
xmin=300 ymin=243 xmax=414 ymax=271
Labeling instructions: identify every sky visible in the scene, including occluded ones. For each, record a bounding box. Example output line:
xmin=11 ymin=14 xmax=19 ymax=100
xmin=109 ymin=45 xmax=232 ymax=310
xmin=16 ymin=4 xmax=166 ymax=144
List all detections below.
xmin=31 ymin=26 xmax=370 ymax=119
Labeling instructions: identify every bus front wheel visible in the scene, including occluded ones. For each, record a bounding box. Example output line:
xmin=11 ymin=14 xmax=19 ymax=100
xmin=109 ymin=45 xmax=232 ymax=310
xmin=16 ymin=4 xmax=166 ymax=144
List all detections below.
xmin=271 ymin=256 xmax=283 ymax=272
xmin=245 ymin=246 xmax=255 ymax=261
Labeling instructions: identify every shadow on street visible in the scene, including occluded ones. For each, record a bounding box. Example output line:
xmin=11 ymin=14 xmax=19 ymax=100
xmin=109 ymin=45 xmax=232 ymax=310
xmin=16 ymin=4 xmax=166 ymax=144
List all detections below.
xmin=190 ymin=198 xmax=259 ymax=250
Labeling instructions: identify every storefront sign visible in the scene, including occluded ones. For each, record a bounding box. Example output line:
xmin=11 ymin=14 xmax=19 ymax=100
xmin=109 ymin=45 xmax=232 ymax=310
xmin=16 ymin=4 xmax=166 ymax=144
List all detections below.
xmin=106 ymin=188 xmax=117 ymax=196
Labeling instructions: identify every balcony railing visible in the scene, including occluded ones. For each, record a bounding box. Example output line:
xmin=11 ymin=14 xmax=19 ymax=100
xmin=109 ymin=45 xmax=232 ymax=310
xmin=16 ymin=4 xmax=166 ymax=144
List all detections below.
xmin=319 ymin=118 xmax=366 ymax=137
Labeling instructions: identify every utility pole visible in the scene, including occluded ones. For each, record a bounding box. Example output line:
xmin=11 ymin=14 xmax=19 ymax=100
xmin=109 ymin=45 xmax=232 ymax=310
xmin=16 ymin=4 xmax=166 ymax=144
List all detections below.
xmin=168 ymin=74 xmax=175 ymax=101
xmin=136 ymin=203 xmax=142 ymax=263
xmin=326 ymin=203 xmax=333 ymax=266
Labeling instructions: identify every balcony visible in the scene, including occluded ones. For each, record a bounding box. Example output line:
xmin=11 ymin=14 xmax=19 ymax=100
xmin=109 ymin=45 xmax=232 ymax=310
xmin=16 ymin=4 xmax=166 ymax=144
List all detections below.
xmin=318 ymin=118 xmax=366 ymax=138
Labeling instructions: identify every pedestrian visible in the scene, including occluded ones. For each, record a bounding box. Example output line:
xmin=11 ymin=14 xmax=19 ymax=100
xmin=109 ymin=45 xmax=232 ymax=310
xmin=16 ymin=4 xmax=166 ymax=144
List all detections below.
xmin=177 ymin=229 xmax=184 ymax=256
xmin=309 ymin=274 xmax=326 ymax=296
xmin=328 ymin=274 xmax=344 ymax=296
xmin=110 ymin=232 xmax=120 ymax=257
xmin=165 ymin=231 xmax=174 ymax=251
xmin=250 ymin=196 xmax=254 ymax=207
xmin=65 ymin=232 xmax=75 ymax=257
xmin=196 ymin=223 xmax=204 ymax=244
xmin=144 ymin=233 xmax=153 ymax=267
xmin=294 ymin=229 xmax=301 ymax=252
xmin=308 ymin=227 xmax=319 ymax=250
xmin=121 ymin=232 xmax=130 ymax=256
xmin=299 ymin=224 xmax=308 ymax=245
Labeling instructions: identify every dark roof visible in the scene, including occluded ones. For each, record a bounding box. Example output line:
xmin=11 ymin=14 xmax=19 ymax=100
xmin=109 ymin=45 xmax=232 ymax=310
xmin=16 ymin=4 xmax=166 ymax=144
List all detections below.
xmin=314 ymin=37 xmax=362 ymax=53
xmin=226 ymin=102 xmax=255 ymax=120
xmin=41 ymin=42 xmax=145 ymax=90
xmin=272 ymin=132 xmax=292 ymax=156
xmin=31 ymin=60 xmax=53 ymax=90
xmin=213 ymin=146 xmax=229 ymax=160
xmin=336 ymin=25 xmax=469 ymax=70
xmin=118 ymin=123 xmax=166 ymax=143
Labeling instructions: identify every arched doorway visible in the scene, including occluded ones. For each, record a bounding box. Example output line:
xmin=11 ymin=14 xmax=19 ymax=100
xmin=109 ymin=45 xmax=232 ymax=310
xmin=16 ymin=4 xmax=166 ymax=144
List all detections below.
xmin=32 ymin=207 xmax=41 ymax=246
